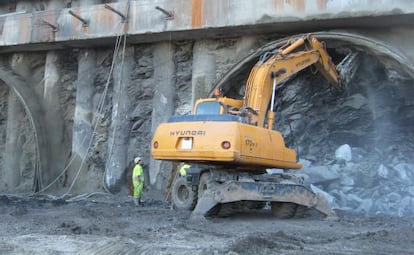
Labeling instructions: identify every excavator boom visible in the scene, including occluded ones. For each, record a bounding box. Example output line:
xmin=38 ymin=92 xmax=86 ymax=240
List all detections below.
xmin=244 ymin=34 xmax=341 ymax=127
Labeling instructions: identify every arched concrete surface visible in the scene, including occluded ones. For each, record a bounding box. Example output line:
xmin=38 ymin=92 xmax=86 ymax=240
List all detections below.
xmin=211 ymin=31 xmax=414 ymax=97
xmin=0 ymin=60 xmax=49 ymax=191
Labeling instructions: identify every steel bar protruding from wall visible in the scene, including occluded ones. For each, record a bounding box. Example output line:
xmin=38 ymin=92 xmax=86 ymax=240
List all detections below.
xmin=68 ymin=9 xmax=89 ymax=27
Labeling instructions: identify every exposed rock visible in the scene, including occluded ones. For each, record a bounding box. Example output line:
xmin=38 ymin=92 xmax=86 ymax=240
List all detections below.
xmin=408 ymin=186 xmax=414 ymax=196
xmin=392 ymin=163 xmax=413 ymax=182
xmin=377 ymin=164 xmax=389 ymax=178
xmin=340 ymin=176 xmax=354 ymax=186
xmin=302 ymin=165 xmax=341 ymax=189
xmin=356 ymin=198 xmax=373 ymax=214
xmin=335 ymin=144 xmax=352 ymax=163
xmin=310 ymin=184 xmax=337 ymax=209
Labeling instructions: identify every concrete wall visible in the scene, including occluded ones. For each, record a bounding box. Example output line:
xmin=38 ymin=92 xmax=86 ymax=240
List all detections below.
xmin=0 ymin=0 xmax=412 ymax=53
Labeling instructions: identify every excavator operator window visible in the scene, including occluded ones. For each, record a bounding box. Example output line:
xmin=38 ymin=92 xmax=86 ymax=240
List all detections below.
xmin=195 ymin=101 xmax=222 ymax=115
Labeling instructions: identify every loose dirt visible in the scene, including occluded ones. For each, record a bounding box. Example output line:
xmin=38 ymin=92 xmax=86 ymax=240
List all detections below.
xmin=1 ymin=193 xmax=413 ymax=255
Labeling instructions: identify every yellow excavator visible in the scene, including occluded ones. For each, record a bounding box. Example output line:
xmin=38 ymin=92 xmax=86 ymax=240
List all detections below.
xmin=152 ymin=34 xmax=342 ymax=217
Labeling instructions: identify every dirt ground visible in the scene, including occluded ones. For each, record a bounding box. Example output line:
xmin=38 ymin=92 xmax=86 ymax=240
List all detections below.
xmin=1 ymin=193 xmax=414 ymax=255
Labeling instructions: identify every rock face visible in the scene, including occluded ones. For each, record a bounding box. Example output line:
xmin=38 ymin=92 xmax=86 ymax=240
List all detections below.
xmin=276 ymin=54 xmax=414 ymax=216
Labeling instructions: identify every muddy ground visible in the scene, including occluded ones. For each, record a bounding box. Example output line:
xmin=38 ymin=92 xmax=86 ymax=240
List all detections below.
xmin=1 ymin=192 xmax=414 ymax=255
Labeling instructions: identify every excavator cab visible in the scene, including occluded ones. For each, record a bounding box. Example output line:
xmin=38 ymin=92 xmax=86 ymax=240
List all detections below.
xmin=194 ymin=92 xmax=245 ymax=115
xmin=194 ymin=99 xmax=225 ymax=115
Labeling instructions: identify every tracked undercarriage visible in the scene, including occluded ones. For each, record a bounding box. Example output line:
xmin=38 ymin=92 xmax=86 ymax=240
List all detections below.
xmin=171 ymin=165 xmax=333 ymax=218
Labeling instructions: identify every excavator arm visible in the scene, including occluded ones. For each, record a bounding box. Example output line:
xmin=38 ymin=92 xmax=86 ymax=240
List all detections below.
xmin=243 ymin=34 xmax=341 ymax=128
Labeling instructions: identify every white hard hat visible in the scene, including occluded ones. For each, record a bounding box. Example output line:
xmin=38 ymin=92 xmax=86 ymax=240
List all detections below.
xmin=134 ymin=157 xmax=142 ymax=164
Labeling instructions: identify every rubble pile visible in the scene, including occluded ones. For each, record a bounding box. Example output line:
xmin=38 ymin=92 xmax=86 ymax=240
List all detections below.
xmin=303 ymin=144 xmax=414 ymax=216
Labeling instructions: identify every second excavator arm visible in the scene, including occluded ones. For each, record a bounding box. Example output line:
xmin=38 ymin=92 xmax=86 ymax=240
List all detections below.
xmin=242 ymin=34 xmax=342 ymax=128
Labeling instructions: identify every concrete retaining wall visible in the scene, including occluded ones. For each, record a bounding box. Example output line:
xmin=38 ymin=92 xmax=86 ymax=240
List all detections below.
xmin=0 ymin=0 xmax=413 ymax=52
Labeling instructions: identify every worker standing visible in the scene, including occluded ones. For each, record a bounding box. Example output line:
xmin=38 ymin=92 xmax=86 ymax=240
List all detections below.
xmin=132 ymin=157 xmax=144 ymax=206
xmin=179 ymin=162 xmax=191 ymax=177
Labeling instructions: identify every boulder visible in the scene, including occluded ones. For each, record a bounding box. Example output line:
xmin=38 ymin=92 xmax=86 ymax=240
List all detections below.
xmin=335 ymin=144 xmax=352 ymax=163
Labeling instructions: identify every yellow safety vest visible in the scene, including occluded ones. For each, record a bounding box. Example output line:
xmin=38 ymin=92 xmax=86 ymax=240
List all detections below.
xmin=132 ymin=164 xmax=144 ymax=186
xmin=179 ymin=164 xmax=191 ymax=176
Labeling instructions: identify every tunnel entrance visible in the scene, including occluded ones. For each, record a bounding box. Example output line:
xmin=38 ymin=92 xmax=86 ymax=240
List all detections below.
xmin=213 ymin=32 xmax=414 ymax=216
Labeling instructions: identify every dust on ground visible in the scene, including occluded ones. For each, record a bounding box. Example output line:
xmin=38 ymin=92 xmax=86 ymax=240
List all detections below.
xmin=0 ymin=193 xmax=413 ymax=255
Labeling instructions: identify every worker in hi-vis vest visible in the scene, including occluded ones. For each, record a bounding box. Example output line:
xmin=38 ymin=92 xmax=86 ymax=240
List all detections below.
xmin=179 ymin=163 xmax=191 ymax=177
xmin=132 ymin=157 xmax=144 ymax=206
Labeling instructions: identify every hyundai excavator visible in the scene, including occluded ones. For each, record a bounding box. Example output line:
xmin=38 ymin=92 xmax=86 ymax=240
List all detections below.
xmin=152 ymin=34 xmax=342 ymax=218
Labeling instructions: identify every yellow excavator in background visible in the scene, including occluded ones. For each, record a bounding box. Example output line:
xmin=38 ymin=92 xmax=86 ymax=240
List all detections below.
xmin=152 ymin=34 xmax=342 ymax=218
